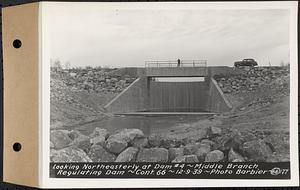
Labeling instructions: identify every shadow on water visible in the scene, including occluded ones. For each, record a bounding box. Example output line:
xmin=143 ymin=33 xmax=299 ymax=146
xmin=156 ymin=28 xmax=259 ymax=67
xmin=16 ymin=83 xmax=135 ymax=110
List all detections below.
xmin=75 ymin=115 xmax=211 ymax=136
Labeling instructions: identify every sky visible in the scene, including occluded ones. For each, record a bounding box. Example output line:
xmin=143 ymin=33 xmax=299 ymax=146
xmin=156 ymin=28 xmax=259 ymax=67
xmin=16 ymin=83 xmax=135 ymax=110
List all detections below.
xmin=46 ymin=3 xmax=290 ymax=68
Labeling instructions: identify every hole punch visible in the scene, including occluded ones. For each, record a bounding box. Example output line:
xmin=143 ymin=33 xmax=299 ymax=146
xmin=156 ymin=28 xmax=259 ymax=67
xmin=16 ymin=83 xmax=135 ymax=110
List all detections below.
xmin=12 ymin=39 xmax=22 ymax=48
xmin=13 ymin=142 xmax=22 ymax=152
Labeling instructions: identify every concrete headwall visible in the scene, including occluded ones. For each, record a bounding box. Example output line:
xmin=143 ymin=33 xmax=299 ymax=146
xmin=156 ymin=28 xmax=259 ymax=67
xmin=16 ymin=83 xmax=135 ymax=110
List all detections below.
xmin=104 ymin=77 xmax=149 ymax=113
xmin=207 ymin=78 xmax=232 ymax=113
xmin=104 ymin=75 xmax=232 ymax=113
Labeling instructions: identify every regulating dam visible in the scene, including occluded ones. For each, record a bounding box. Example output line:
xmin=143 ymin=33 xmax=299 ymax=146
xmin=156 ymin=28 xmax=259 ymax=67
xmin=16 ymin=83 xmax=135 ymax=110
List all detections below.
xmin=104 ymin=61 xmax=232 ymax=114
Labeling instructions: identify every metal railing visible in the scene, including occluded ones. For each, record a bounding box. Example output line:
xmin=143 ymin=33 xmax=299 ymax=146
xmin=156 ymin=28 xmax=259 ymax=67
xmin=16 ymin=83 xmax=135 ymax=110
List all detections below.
xmin=145 ymin=60 xmax=207 ymax=67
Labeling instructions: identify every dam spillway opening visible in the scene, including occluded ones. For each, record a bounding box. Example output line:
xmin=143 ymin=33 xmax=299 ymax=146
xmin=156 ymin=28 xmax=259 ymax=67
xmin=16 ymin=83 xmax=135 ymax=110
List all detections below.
xmin=148 ymin=76 xmax=208 ymax=112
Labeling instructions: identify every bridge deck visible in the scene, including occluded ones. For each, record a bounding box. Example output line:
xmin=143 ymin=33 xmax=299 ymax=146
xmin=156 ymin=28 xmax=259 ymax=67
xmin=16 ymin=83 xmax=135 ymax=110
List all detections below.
xmin=145 ymin=67 xmax=207 ymax=77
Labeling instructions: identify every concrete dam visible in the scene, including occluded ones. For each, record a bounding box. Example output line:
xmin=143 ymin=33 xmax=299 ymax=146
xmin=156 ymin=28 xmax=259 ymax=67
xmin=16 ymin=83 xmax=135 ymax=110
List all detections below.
xmin=104 ymin=61 xmax=232 ymax=114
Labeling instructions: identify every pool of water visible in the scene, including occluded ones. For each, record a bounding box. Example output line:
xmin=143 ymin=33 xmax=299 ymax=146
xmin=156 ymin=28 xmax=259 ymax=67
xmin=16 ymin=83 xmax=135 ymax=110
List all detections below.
xmin=75 ymin=115 xmax=211 ymax=136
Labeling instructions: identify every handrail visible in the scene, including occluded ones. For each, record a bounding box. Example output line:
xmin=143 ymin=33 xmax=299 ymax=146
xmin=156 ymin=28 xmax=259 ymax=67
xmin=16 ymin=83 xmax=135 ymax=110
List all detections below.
xmin=145 ymin=60 xmax=207 ymax=67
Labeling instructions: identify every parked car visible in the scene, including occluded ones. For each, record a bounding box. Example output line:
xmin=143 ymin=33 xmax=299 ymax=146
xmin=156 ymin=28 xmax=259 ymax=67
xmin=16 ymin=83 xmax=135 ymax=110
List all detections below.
xmin=234 ymin=58 xmax=258 ymax=67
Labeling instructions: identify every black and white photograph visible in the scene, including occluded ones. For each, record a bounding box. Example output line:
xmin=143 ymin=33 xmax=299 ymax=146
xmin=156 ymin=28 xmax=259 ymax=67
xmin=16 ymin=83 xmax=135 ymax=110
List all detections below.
xmin=45 ymin=1 xmax=297 ymax=184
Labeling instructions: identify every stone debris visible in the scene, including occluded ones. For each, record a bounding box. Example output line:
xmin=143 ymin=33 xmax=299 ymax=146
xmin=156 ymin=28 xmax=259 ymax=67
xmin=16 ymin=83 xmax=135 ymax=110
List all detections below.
xmin=51 ymin=67 xmax=137 ymax=97
xmin=131 ymin=137 xmax=149 ymax=148
xmin=88 ymin=145 xmax=116 ymax=162
xmin=228 ymin=148 xmax=245 ymax=162
xmin=215 ymin=67 xmax=289 ymax=95
xmin=232 ymin=159 xmax=244 ymax=162
xmin=90 ymin=128 xmax=109 ymax=139
xmin=195 ymin=144 xmax=211 ymax=162
xmin=50 ymin=130 xmax=73 ymax=149
xmin=111 ymin=128 xmax=145 ymax=142
xmin=200 ymin=139 xmax=215 ymax=147
xmin=106 ymin=129 xmax=144 ymax=154
xmin=264 ymin=134 xmax=289 ymax=154
xmin=168 ymin=148 xmax=184 ymax=161
xmin=241 ymin=139 xmax=273 ymax=161
xmin=90 ymin=135 xmax=106 ymax=147
xmin=205 ymin=150 xmax=224 ymax=162
xmin=148 ymin=134 xmax=162 ymax=147
xmin=136 ymin=148 xmax=169 ymax=162
xmin=49 ymin=126 xmax=289 ymax=163
xmin=183 ymin=143 xmax=202 ymax=155
xmin=68 ymin=130 xmax=82 ymax=140
xmin=72 ymin=134 xmax=91 ymax=153
xmin=51 ymin=147 xmax=92 ymax=162
xmin=105 ymin=137 xmax=128 ymax=154
xmin=209 ymin=126 xmax=222 ymax=137
xmin=172 ymin=155 xmax=199 ymax=163
xmin=115 ymin=147 xmax=139 ymax=162
xmin=90 ymin=128 xmax=109 ymax=146
xmin=161 ymin=139 xmax=180 ymax=149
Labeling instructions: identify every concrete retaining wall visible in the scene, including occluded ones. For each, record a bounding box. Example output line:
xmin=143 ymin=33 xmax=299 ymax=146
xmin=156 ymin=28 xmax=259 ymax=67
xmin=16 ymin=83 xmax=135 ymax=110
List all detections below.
xmin=207 ymin=78 xmax=232 ymax=113
xmin=104 ymin=77 xmax=149 ymax=113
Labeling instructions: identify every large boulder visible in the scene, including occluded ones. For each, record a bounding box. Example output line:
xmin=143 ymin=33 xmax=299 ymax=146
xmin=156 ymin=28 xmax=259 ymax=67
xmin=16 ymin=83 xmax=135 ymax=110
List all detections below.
xmin=115 ymin=147 xmax=139 ymax=162
xmin=195 ymin=144 xmax=211 ymax=161
xmin=208 ymin=126 xmax=222 ymax=137
xmin=265 ymin=152 xmax=290 ymax=162
xmin=90 ymin=128 xmax=109 ymax=147
xmin=136 ymin=148 xmax=168 ymax=162
xmin=148 ymin=134 xmax=162 ymax=147
xmin=212 ymin=131 xmax=244 ymax=152
xmin=111 ymin=128 xmax=144 ymax=142
xmin=72 ymin=134 xmax=91 ymax=153
xmin=183 ymin=143 xmax=202 ymax=155
xmin=205 ymin=150 xmax=224 ymax=162
xmin=106 ymin=129 xmax=144 ymax=154
xmin=88 ymin=145 xmax=116 ymax=162
xmin=228 ymin=148 xmax=245 ymax=162
xmin=131 ymin=137 xmax=148 ymax=148
xmin=240 ymin=139 xmax=273 ymax=161
xmin=200 ymin=139 xmax=215 ymax=147
xmin=50 ymin=130 xmax=73 ymax=149
xmin=172 ymin=155 xmax=199 ymax=163
xmin=264 ymin=134 xmax=289 ymax=154
xmin=51 ymin=147 xmax=92 ymax=162
xmin=68 ymin=130 xmax=83 ymax=140
xmin=105 ymin=138 xmax=128 ymax=154
xmin=169 ymin=148 xmax=184 ymax=161
xmin=89 ymin=128 xmax=109 ymax=139
xmin=90 ymin=135 xmax=106 ymax=147
xmin=161 ymin=139 xmax=181 ymax=149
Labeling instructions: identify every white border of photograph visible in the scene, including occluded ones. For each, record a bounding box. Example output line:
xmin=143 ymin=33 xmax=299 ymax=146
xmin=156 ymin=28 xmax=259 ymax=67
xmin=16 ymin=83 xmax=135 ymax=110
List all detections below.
xmin=40 ymin=1 xmax=298 ymax=188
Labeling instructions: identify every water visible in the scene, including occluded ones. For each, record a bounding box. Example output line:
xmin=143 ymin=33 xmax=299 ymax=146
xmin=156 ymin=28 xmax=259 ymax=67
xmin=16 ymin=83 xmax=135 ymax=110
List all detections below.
xmin=75 ymin=115 xmax=211 ymax=136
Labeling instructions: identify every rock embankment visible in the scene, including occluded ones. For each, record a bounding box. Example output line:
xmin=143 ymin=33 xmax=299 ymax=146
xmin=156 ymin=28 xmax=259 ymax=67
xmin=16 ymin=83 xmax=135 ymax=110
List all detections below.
xmin=214 ymin=67 xmax=289 ymax=94
xmin=50 ymin=67 xmax=137 ymax=129
xmin=50 ymin=126 xmax=289 ymax=163
xmin=52 ymin=67 xmax=137 ymax=94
